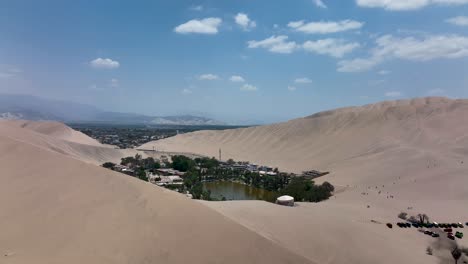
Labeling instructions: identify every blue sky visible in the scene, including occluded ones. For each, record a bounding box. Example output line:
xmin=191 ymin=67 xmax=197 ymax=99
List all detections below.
xmin=1 ymin=0 xmax=468 ymax=124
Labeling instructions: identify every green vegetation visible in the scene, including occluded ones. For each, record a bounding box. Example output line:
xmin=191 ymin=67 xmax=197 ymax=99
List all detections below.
xmin=277 ymin=177 xmax=334 ymax=202
xmin=103 ymin=154 xmax=334 ymax=203
xmin=171 ymin=155 xmax=196 ymax=172
xmin=102 ymin=162 xmax=116 ymax=169
xmin=120 ymin=154 xmax=161 ymax=172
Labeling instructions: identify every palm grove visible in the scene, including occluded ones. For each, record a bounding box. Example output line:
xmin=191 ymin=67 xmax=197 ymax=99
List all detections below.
xmin=103 ymin=154 xmax=334 ymax=203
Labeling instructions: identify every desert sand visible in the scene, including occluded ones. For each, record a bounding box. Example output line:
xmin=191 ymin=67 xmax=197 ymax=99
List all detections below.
xmin=0 ymin=120 xmax=311 ymax=264
xmin=142 ymin=97 xmax=468 ymax=263
xmin=2 ymin=97 xmax=468 ymax=264
xmin=0 ymin=120 xmax=140 ymax=165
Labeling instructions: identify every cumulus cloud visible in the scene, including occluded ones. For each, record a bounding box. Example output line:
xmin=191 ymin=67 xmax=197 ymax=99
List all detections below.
xmin=247 ymin=35 xmax=298 ymax=54
xmin=90 ymin=58 xmax=120 ymax=69
xmin=338 ymin=34 xmax=468 ymax=72
xmin=174 ymin=18 xmax=222 ymax=34
xmin=313 ymin=0 xmax=328 ymax=8
xmin=446 ymin=16 xmax=468 ymax=26
xmin=356 ymin=0 xmax=468 ymax=11
xmin=182 ymin=88 xmax=193 ymax=95
xmin=385 ymin=91 xmax=402 ymax=97
xmin=303 ymin=39 xmax=360 ymax=58
xmin=288 ymin=19 xmax=363 ymax=34
xmin=240 ymin=83 xmax=257 ymax=91
xmin=235 ymin=13 xmax=256 ymax=31
xmin=198 ymin=74 xmax=219 ymax=80
xmin=294 ymin=77 xmax=313 ymax=84
xmin=230 ymin=75 xmax=245 ymax=82
xmin=287 ymin=86 xmax=297 ymax=91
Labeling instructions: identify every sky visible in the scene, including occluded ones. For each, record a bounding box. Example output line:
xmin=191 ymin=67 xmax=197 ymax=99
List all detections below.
xmin=1 ymin=0 xmax=468 ymax=124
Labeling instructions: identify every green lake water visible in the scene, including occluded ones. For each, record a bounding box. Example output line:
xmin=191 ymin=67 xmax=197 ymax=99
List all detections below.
xmin=202 ymin=181 xmax=276 ymax=202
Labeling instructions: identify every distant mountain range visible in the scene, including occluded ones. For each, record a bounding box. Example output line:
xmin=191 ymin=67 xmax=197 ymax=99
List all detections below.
xmin=0 ymin=94 xmax=226 ymax=126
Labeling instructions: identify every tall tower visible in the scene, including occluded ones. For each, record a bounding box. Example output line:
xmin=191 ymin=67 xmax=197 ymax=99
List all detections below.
xmin=219 ymin=148 xmax=221 ymax=161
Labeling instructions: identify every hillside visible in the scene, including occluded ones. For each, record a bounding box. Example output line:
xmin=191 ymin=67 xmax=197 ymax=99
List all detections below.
xmin=139 ymin=97 xmax=468 ymax=263
xmin=0 ymin=120 xmax=136 ymax=165
xmin=0 ymin=122 xmax=310 ymax=264
xmin=140 ymin=96 xmax=468 ymax=180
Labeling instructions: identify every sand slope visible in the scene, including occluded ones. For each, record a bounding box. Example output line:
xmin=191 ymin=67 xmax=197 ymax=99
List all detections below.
xmin=0 ymin=125 xmax=310 ymax=264
xmin=4 ymin=120 xmax=101 ymax=146
xmin=0 ymin=120 xmax=137 ymax=165
xmin=141 ymin=97 xmax=468 ymax=173
xmin=142 ymin=97 xmax=468 ymax=263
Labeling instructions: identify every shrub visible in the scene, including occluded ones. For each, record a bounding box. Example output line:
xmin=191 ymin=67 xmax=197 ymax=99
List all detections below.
xmin=398 ymin=212 xmax=408 ymax=220
xmin=102 ymin=162 xmax=116 ymax=169
xmin=279 ymin=177 xmax=334 ymax=203
xmin=426 ymin=246 xmax=433 ymax=255
xmin=408 ymin=215 xmax=418 ymax=223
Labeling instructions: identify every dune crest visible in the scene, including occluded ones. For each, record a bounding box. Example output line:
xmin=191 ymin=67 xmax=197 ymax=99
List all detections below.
xmin=0 ymin=120 xmax=137 ymax=165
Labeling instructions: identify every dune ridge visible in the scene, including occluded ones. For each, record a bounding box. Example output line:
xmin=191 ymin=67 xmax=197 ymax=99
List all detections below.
xmin=0 ymin=120 xmax=139 ymax=165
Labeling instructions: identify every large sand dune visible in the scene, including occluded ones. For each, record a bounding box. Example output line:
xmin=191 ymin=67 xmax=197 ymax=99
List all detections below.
xmin=0 ymin=121 xmax=310 ymax=264
xmin=0 ymin=120 xmax=138 ymax=165
xmin=142 ymin=97 xmax=468 ymax=263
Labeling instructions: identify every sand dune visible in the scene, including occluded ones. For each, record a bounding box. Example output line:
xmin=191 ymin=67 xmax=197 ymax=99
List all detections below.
xmin=0 ymin=120 xmax=137 ymax=165
xmin=0 ymin=122 xmax=310 ymax=264
xmin=142 ymin=97 xmax=468 ymax=263
xmin=5 ymin=120 xmax=102 ymax=146
xmin=2 ymin=98 xmax=468 ymax=264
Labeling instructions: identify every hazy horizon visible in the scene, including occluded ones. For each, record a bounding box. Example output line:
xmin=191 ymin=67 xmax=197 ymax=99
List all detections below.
xmin=1 ymin=1 xmax=468 ymax=124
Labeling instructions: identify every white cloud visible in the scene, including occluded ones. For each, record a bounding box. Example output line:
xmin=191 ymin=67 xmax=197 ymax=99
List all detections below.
xmin=90 ymin=58 xmax=120 ymax=69
xmin=240 ymin=83 xmax=257 ymax=91
xmin=427 ymin=88 xmax=446 ymax=95
xmin=338 ymin=57 xmax=383 ymax=72
xmin=247 ymin=35 xmax=298 ymax=54
xmin=378 ymin=70 xmax=391 ymax=75
xmin=174 ymin=18 xmax=222 ymax=34
xmin=198 ymin=74 xmax=219 ymax=80
xmin=385 ymin=91 xmax=402 ymax=97
xmin=446 ymin=16 xmax=468 ymax=26
xmin=287 ymin=86 xmax=297 ymax=91
xmin=230 ymin=75 xmax=245 ymax=82
xmin=303 ymin=39 xmax=360 ymax=58
xmin=313 ymin=0 xmax=328 ymax=8
xmin=294 ymin=77 xmax=313 ymax=84
xmin=235 ymin=13 xmax=256 ymax=31
xmin=338 ymin=34 xmax=468 ymax=72
xmin=288 ymin=19 xmax=363 ymax=34
xmin=356 ymin=0 xmax=468 ymax=11
xmin=0 ymin=66 xmax=21 ymax=79
xmin=368 ymin=79 xmax=385 ymax=86
xmin=182 ymin=88 xmax=193 ymax=95
xmin=110 ymin=78 xmax=119 ymax=88
xmin=190 ymin=5 xmax=203 ymax=11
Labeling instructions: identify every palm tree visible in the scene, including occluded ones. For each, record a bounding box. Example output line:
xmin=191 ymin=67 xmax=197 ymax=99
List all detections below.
xmin=418 ymin=213 xmax=429 ymax=224
xmin=452 ymin=247 xmax=462 ymax=264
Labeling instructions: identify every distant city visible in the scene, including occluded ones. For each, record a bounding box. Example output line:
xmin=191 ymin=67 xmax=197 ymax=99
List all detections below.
xmin=70 ymin=123 xmax=248 ymax=149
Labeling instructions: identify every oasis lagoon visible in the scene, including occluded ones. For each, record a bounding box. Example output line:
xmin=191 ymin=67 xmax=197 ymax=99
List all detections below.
xmin=202 ymin=181 xmax=276 ymax=202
